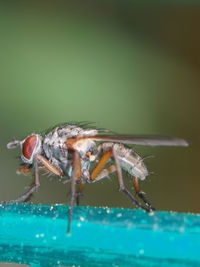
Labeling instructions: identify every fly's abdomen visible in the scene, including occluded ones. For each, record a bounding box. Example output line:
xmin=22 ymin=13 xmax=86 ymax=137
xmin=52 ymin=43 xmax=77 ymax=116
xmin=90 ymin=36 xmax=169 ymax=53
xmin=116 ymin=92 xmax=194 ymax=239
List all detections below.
xmin=113 ymin=144 xmax=148 ymax=180
xmin=100 ymin=143 xmax=148 ymax=180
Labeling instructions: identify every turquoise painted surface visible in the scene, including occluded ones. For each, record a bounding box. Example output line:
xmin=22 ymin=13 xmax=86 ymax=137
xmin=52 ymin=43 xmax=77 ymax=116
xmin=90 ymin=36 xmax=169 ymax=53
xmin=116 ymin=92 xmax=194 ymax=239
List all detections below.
xmin=0 ymin=204 xmax=199 ymax=266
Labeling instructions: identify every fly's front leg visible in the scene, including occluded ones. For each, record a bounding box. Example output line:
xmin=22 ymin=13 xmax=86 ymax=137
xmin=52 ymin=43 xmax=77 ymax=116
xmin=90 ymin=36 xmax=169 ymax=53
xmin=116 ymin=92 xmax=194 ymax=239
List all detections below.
xmin=1 ymin=158 xmax=40 ymax=204
xmin=17 ymin=164 xmax=32 ymax=176
xmin=112 ymin=148 xmax=148 ymax=211
xmin=133 ymin=177 xmax=155 ymax=211
xmin=36 ymin=155 xmax=63 ymax=177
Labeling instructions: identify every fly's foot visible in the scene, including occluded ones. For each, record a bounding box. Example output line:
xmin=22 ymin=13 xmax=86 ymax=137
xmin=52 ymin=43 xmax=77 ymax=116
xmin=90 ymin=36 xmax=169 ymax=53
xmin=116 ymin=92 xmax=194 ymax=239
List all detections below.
xmin=137 ymin=191 xmax=155 ymax=212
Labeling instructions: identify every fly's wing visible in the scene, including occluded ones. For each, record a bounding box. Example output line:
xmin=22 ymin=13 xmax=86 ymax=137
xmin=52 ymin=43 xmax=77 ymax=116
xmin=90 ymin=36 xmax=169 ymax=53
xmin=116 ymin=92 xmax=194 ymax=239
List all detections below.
xmin=88 ymin=135 xmax=188 ymax=147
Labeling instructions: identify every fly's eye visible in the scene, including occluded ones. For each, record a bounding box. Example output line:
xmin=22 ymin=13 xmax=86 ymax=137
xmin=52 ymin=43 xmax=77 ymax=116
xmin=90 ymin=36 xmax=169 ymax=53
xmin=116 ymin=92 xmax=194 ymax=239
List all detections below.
xmin=22 ymin=135 xmax=37 ymax=160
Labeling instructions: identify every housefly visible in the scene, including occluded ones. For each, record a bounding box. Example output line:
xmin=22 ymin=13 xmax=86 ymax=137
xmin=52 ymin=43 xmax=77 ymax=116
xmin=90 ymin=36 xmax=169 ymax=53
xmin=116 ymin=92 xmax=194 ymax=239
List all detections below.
xmin=4 ymin=123 xmax=188 ymax=233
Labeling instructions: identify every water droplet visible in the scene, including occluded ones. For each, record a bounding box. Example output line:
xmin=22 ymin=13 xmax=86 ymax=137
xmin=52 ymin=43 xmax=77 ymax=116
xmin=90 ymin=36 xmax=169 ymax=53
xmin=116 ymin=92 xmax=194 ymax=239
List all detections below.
xmin=106 ymin=208 xmax=110 ymax=214
xmin=80 ymin=216 xmax=85 ymax=221
xmin=139 ymin=248 xmax=144 ymax=255
xmin=153 ymin=223 xmax=158 ymax=230
xmin=148 ymin=211 xmax=154 ymax=216
xmin=179 ymin=226 xmax=185 ymax=233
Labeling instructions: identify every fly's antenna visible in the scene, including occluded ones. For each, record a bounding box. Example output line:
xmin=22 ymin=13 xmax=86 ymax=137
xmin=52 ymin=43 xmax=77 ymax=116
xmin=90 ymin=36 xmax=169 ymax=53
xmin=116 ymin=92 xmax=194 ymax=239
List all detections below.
xmin=7 ymin=139 xmax=21 ymax=149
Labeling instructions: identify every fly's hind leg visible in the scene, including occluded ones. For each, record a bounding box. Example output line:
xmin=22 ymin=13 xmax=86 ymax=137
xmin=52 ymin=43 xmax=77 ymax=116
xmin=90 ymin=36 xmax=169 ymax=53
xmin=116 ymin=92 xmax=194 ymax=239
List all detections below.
xmin=112 ymin=148 xmax=149 ymax=211
xmin=134 ymin=177 xmax=155 ymax=211
xmin=89 ymin=146 xmax=148 ymax=211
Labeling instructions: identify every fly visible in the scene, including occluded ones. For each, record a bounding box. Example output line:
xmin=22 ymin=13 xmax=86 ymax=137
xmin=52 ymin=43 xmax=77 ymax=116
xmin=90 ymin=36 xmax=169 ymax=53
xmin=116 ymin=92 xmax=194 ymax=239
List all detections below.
xmin=4 ymin=123 xmax=188 ymax=233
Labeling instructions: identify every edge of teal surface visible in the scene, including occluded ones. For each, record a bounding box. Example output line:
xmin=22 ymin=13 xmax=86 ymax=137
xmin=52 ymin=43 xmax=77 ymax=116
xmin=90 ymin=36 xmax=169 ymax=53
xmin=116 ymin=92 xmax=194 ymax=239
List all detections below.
xmin=0 ymin=203 xmax=199 ymax=266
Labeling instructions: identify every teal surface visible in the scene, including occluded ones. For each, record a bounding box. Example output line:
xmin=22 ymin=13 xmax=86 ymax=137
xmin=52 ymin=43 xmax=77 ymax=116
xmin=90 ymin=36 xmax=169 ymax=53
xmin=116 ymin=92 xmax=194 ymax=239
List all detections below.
xmin=0 ymin=204 xmax=199 ymax=266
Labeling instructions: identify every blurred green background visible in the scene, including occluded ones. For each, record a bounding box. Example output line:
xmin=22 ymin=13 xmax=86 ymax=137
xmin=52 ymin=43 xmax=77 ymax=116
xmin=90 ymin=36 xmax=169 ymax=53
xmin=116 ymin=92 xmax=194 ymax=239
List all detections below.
xmin=0 ymin=2 xmax=199 ymax=213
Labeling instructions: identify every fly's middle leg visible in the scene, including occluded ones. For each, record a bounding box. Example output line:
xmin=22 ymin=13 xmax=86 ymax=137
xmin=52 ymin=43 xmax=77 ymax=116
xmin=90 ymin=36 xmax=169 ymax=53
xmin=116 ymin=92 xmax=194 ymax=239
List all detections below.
xmin=76 ymin=181 xmax=84 ymax=206
xmin=67 ymin=150 xmax=81 ymax=234
xmin=90 ymin=164 xmax=116 ymax=182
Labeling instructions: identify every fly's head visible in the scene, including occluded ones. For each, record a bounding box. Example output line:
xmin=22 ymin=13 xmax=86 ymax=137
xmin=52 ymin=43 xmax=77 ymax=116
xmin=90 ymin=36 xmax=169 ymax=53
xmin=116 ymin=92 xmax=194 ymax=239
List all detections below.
xmin=7 ymin=134 xmax=42 ymax=164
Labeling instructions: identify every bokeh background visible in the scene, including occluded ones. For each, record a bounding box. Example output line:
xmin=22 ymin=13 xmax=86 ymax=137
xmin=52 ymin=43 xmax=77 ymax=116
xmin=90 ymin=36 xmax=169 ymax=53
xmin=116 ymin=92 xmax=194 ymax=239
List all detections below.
xmin=0 ymin=1 xmax=199 ymax=213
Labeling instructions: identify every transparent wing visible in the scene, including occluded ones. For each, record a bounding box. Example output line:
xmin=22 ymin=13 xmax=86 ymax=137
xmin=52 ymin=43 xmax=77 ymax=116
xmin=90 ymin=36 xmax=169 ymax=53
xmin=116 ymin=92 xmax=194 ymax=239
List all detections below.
xmin=89 ymin=135 xmax=188 ymax=147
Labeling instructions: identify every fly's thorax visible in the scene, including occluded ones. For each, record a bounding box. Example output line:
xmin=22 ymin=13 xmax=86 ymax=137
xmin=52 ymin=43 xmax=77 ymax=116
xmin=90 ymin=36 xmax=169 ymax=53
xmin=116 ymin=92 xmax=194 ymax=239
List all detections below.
xmin=20 ymin=134 xmax=42 ymax=164
xmin=45 ymin=125 xmax=98 ymax=140
xmin=42 ymin=132 xmax=69 ymax=167
xmin=42 ymin=125 xmax=98 ymax=160
xmin=42 ymin=126 xmax=97 ymax=175
xmin=73 ymin=139 xmax=97 ymax=160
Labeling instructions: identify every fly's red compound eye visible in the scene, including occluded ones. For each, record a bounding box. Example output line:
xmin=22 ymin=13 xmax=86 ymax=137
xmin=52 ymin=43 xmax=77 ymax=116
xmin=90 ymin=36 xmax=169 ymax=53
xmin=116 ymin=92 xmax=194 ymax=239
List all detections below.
xmin=22 ymin=135 xmax=37 ymax=160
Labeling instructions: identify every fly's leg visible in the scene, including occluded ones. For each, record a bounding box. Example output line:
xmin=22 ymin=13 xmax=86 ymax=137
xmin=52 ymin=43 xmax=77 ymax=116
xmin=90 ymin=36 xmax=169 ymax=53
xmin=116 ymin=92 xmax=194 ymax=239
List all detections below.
xmin=112 ymin=148 xmax=148 ymax=211
xmin=89 ymin=148 xmax=148 ymax=211
xmin=1 ymin=155 xmax=63 ymax=204
xmin=1 ymin=159 xmax=40 ymax=203
xmin=25 ymin=156 xmax=63 ymax=201
xmin=76 ymin=181 xmax=84 ymax=206
xmin=17 ymin=164 xmax=32 ymax=176
xmin=134 ymin=177 xmax=155 ymax=211
xmin=73 ymin=154 xmax=82 ymax=206
xmin=90 ymin=149 xmax=113 ymax=181
xmin=76 ymin=163 xmax=116 ymax=205
xmin=68 ymin=151 xmax=81 ymax=234
xmin=16 ymin=164 xmax=35 ymax=202
xmin=92 ymin=164 xmax=116 ymax=182
xmin=36 ymin=155 xmax=63 ymax=177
